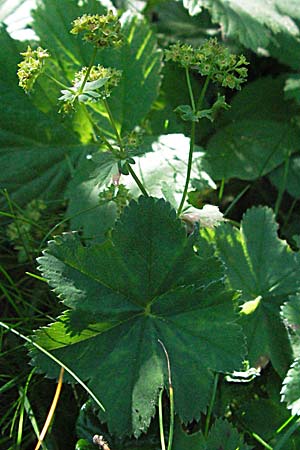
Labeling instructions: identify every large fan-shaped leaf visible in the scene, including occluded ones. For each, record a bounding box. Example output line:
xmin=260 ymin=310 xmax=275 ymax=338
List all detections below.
xmin=214 ymin=207 xmax=300 ymax=376
xmin=32 ymin=0 xmax=163 ymax=134
xmin=29 ymin=197 xmax=244 ymax=437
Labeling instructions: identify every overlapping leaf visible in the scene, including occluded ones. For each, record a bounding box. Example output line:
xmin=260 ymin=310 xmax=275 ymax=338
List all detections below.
xmin=66 ymin=134 xmax=213 ymax=242
xmin=30 ymin=197 xmax=245 ymax=437
xmin=269 ymin=154 xmax=300 ymax=199
xmin=214 ymin=207 xmax=300 ymax=376
xmin=203 ymin=77 xmax=300 ymax=182
xmin=180 ymin=0 xmax=300 ymax=69
xmin=281 ymin=294 xmax=300 ymax=415
xmin=173 ymin=417 xmax=252 ymax=450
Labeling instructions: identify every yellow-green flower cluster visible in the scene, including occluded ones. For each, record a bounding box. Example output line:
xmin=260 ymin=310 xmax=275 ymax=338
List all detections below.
xmin=165 ymin=38 xmax=248 ymax=90
xmin=17 ymin=46 xmax=50 ymax=93
xmin=70 ymin=11 xmax=123 ymax=48
xmin=74 ymin=64 xmax=122 ymax=98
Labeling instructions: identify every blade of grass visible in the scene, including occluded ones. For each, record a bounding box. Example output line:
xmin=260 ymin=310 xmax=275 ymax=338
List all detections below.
xmin=16 ymin=369 xmax=35 ymax=449
xmin=0 ymin=321 xmax=105 ymax=412
xmin=34 ymin=367 xmax=64 ymax=450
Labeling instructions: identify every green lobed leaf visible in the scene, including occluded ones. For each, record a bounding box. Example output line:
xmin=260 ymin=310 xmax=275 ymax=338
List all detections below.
xmin=180 ymin=0 xmax=300 ymax=69
xmin=214 ymin=206 xmax=300 ymax=376
xmin=281 ymin=358 xmax=300 ymax=416
xmin=173 ymin=417 xmax=252 ymax=450
xmin=281 ymin=294 xmax=300 ymax=416
xmin=29 ymin=197 xmax=244 ymax=437
xmin=0 ymin=26 xmax=98 ymax=209
xmin=32 ymin=0 xmax=163 ymax=135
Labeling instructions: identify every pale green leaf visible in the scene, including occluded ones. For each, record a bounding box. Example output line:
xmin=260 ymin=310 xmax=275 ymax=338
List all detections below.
xmin=30 ymin=197 xmax=244 ymax=437
xmin=215 ymin=207 xmax=300 ymax=375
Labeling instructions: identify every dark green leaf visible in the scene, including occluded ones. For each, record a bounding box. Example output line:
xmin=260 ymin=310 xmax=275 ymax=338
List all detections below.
xmin=153 ymin=0 xmax=218 ymax=45
xmin=173 ymin=418 xmax=252 ymax=450
xmin=30 ymin=197 xmax=244 ymax=437
xmin=203 ymin=119 xmax=300 ymax=181
xmin=215 ymin=207 xmax=300 ymax=376
xmin=175 ymin=104 xmax=199 ymax=122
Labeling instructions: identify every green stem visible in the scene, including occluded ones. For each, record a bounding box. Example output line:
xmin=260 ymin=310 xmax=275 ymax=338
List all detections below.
xmin=252 ymin=432 xmax=273 ymax=450
xmin=218 ymin=178 xmax=225 ymax=201
xmin=79 ymin=47 xmax=98 ymax=94
xmin=177 ymin=121 xmax=195 ymax=216
xmin=167 ymin=386 xmax=174 ymax=450
xmin=224 ymin=184 xmax=251 ymax=217
xmin=158 ymin=389 xmax=166 ymax=450
xmin=103 ymin=98 xmax=124 ymax=152
xmin=126 ymin=164 xmax=149 ymax=196
xmin=204 ymin=373 xmax=219 ymax=438
xmin=197 ymin=75 xmax=211 ymax=110
xmin=177 ymin=76 xmax=210 ymax=217
xmin=274 ymin=418 xmax=300 ymax=450
xmin=44 ymin=73 xmax=69 ymax=89
xmin=83 ymin=105 xmax=116 ymax=152
xmin=276 ymin=415 xmax=295 ymax=434
xmin=274 ymin=150 xmax=291 ymax=217
xmin=103 ymin=98 xmax=148 ymax=196
xmin=185 ymin=67 xmax=196 ymax=111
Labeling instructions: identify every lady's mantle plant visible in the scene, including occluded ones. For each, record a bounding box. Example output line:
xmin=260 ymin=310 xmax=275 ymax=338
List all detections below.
xmin=17 ymin=6 xmax=299 ymax=449
xmin=17 ymin=5 xmax=251 ymax=439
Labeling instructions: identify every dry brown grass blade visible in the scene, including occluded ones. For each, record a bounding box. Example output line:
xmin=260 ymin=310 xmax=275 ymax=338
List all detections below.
xmin=34 ymin=367 xmax=64 ymax=450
